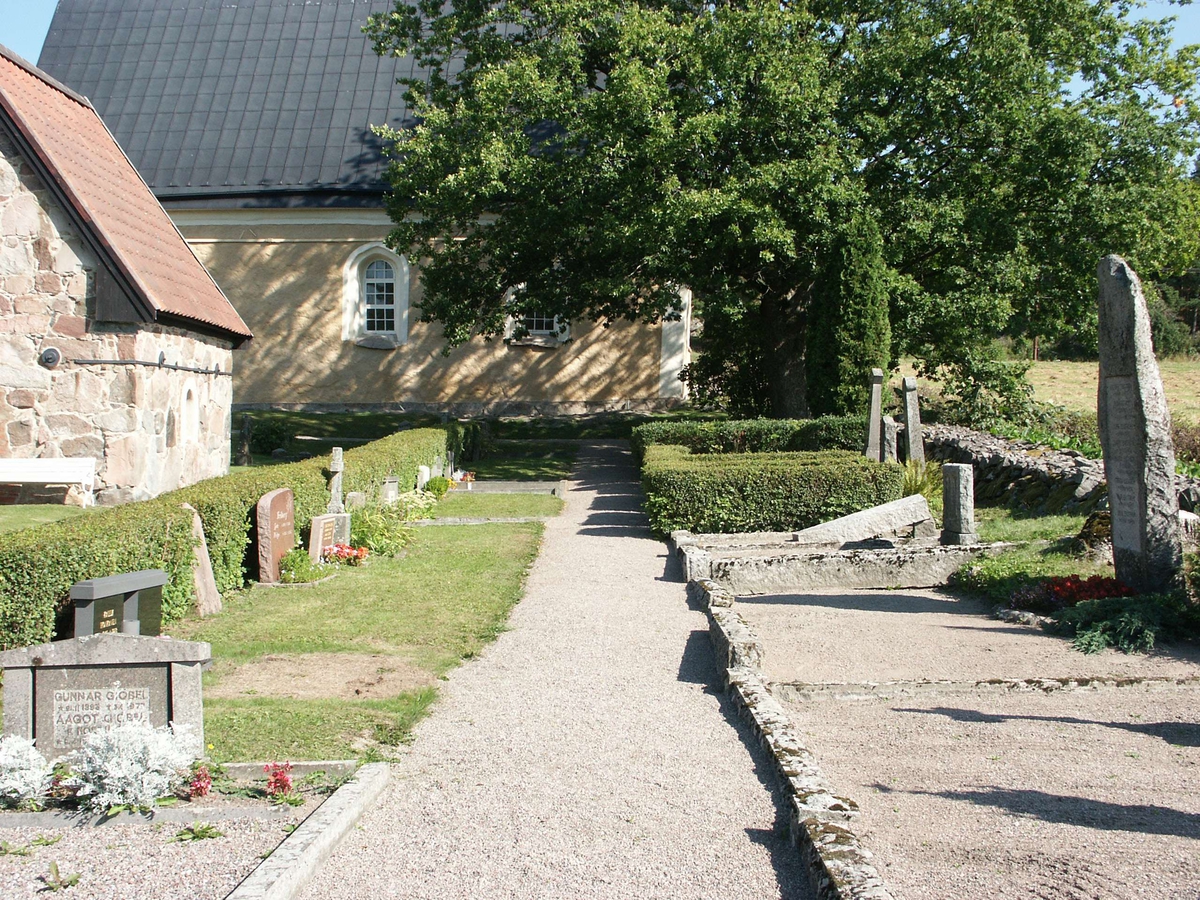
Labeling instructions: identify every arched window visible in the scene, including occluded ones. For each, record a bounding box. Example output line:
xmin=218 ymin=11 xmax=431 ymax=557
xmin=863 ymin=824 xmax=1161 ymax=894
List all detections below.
xmin=341 ymin=244 xmax=410 ymax=346
xmin=364 ymin=260 xmax=396 ymax=333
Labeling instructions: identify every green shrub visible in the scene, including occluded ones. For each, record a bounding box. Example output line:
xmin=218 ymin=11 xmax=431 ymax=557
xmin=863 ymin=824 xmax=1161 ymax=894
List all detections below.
xmin=630 ymin=416 xmax=865 ymax=462
xmin=425 ymin=476 xmax=452 ymax=499
xmin=350 ymin=504 xmax=417 ymax=558
xmin=1050 ymin=592 xmax=1200 ymax=654
xmin=0 ymin=428 xmax=452 ymax=650
xmin=640 ymin=445 xmax=904 ymax=535
xmin=278 ymin=549 xmax=331 ymax=584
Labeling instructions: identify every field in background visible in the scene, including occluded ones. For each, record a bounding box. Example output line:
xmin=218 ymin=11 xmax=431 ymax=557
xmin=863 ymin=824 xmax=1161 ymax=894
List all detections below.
xmin=1026 ymin=359 xmax=1200 ymax=424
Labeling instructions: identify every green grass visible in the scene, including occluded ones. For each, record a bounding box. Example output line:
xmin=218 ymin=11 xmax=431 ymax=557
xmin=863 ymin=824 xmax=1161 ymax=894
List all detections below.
xmin=472 ymin=440 xmax=579 ymax=481
xmin=0 ymin=505 xmax=90 ymax=533
xmin=240 ymin=411 xmax=444 ymax=441
xmin=172 ymin=523 xmax=542 ymax=760
xmin=951 ymin=540 xmax=1113 ymax=605
xmin=975 ymin=506 xmax=1087 ymax=543
xmin=434 ymin=493 xmax=564 ymax=519
xmin=202 ymin=691 xmax=437 ymax=763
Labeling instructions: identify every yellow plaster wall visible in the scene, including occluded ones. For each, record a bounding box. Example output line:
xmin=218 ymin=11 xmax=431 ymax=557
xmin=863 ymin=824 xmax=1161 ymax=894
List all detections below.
xmin=181 ymin=223 xmax=664 ymax=407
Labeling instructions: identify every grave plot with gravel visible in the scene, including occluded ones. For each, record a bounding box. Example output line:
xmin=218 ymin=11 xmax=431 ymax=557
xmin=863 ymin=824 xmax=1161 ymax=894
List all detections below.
xmin=735 ymin=587 xmax=1200 ymax=899
xmin=0 ymin=813 xmax=302 ymax=900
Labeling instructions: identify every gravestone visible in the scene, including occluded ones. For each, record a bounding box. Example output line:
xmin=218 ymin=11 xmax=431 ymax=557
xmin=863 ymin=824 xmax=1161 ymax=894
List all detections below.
xmin=235 ymin=414 xmax=253 ymax=467
xmin=346 ymin=491 xmax=367 ymax=509
xmin=182 ymin=504 xmax=221 ymax=617
xmin=940 ymin=463 xmax=978 ymax=545
xmin=432 ymin=457 xmax=444 ymax=478
xmin=71 ymin=570 xmax=166 ymax=638
xmin=324 ymin=448 xmax=351 ymax=543
xmin=256 ymin=488 xmax=295 ymax=584
xmin=1 ymin=634 xmax=209 ymax=763
xmin=308 ymin=513 xmax=338 ymax=563
xmin=381 ymin=477 xmax=399 ymax=505
xmin=881 ymin=416 xmax=899 ymax=463
xmin=864 ymin=368 xmax=884 ymax=462
xmin=327 ymin=448 xmax=346 ymax=514
xmin=1097 ymin=255 xmax=1182 ymax=593
xmin=901 ymin=377 xmax=925 ymax=466
xmin=417 ymin=465 xmax=431 ymax=491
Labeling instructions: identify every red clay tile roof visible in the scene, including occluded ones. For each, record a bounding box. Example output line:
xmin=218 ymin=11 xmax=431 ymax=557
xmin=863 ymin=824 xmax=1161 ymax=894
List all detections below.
xmin=0 ymin=46 xmax=251 ymax=341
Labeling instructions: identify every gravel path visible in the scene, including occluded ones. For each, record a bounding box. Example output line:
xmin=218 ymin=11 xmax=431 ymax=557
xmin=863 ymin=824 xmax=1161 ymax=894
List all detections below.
xmin=303 ymin=442 xmax=809 ymax=900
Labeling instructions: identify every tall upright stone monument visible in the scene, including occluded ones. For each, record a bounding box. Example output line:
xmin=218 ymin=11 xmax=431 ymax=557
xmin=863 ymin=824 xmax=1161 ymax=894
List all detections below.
xmin=901 ymin=377 xmax=925 ymax=466
xmin=864 ymin=368 xmax=885 ymax=462
xmin=1097 ymin=255 xmax=1182 ymax=593
xmin=325 ymin=448 xmax=351 ymax=543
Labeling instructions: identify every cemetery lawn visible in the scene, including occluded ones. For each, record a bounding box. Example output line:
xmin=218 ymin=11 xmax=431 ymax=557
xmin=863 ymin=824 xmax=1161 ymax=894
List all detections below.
xmin=434 ymin=492 xmax=565 ymax=518
xmin=953 ymin=507 xmax=1112 ymax=605
xmin=472 ymin=439 xmax=579 ymax=480
xmin=172 ymin=522 xmax=543 ymax=762
xmin=0 ymin=504 xmax=89 ymax=533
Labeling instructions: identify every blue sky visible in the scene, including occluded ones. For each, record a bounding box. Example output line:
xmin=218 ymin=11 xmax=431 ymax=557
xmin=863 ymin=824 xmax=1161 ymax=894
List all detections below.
xmin=2 ymin=0 xmax=1200 ymax=67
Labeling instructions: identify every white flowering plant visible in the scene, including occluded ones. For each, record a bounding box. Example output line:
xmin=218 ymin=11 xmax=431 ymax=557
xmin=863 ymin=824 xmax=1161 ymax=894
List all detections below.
xmin=67 ymin=722 xmax=195 ymax=813
xmin=0 ymin=735 xmax=52 ymax=810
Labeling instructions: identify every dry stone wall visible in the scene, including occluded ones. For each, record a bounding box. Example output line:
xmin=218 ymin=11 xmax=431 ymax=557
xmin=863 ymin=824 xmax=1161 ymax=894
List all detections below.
xmin=0 ymin=132 xmax=233 ymax=505
xmin=924 ymin=424 xmax=1200 ymax=514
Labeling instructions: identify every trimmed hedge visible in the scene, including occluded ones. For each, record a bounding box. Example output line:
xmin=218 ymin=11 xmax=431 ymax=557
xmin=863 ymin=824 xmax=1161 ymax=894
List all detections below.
xmin=641 ymin=444 xmax=904 ymax=535
xmin=0 ymin=426 xmax=462 ymax=651
xmin=631 ymin=416 xmax=865 ymax=462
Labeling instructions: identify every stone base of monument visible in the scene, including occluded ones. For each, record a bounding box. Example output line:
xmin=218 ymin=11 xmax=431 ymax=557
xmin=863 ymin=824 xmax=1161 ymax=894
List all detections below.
xmin=0 ymin=634 xmax=210 ymax=764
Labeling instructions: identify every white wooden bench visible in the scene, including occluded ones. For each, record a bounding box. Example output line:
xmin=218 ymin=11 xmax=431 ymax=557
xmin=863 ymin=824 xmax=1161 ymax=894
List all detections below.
xmin=0 ymin=457 xmax=97 ymax=507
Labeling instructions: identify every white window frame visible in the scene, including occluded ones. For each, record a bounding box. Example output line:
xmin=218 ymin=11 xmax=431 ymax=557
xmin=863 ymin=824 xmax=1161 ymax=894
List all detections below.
xmin=502 ymin=285 xmax=570 ymax=347
xmin=342 ymin=243 xmax=410 ymax=346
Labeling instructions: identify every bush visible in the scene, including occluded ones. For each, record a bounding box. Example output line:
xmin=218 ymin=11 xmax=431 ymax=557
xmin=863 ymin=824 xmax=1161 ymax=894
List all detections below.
xmin=630 ymin=416 xmax=866 ymax=463
xmin=350 ymin=492 xmax=434 ymax=557
xmin=1051 ymin=592 xmax=1200 ymax=654
xmin=68 ymin=722 xmax=195 ymax=812
xmin=0 ymin=427 xmax=453 ymax=651
xmin=425 ymin=476 xmax=452 ymax=499
xmin=278 ymin=549 xmax=331 ymax=584
xmin=0 ymin=735 xmax=52 ymax=810
xmin=640 ymin=445 xmax=904 ymax=535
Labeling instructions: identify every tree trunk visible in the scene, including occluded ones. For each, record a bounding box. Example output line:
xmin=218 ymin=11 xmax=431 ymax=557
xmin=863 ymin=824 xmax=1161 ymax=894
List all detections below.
xmin=760 ymin=290 xmax=810 ymax=418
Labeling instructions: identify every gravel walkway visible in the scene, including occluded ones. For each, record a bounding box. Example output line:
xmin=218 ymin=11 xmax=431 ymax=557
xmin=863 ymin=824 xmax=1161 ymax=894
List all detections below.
xmin=303 ymin=442 xmax=809 ymax=900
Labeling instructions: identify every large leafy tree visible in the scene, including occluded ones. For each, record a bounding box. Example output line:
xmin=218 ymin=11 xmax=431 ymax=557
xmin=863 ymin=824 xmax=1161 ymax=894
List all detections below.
xmin=368 ymin=0 xmax=1200 ymax=418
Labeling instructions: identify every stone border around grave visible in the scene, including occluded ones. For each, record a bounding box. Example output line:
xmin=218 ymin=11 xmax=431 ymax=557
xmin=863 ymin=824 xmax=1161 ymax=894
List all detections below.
xmin=225 ymin=762 xmax=389 ymax=900
xmin=686 ymin=578 xmax=894 ymax=900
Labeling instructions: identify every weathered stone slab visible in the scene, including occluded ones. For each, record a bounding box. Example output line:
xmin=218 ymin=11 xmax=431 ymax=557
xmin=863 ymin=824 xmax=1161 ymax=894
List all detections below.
xmin=1097 ymin=255 xmax=1182 ymax=593
xmin=256 ymin=488 xmax=295 ymax=584
xmin=327 ymin=447 xmax=345 ymax=514
xmin=183 ymin=503 xmax=222 ymax=617
xmin=881 ymin=416 xmax=898 ymax=463
xmin=381 ymin=477 xmax=399 ymax=505
xmin=346 ymin=491 xmax=366 ymax=509
xmin=791 ymin=495 xmax=936 ymax=548
xmin=940 ymin=463 xmax=978 ymax=545
xmin=901 ymin=377 xmax=924 ymax=466
xmin=864 ymin=368 xmax=884 ymax=462
xmin=417 ymin=465 xmax=430 ymax=491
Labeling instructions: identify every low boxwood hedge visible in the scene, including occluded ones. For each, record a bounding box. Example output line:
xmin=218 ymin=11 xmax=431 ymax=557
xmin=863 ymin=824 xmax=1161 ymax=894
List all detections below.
xmin=641 ymin=444 xmax=904 ymax=535
xmin=0 ymin=425 xmax=464 ymax=650
xmin=631 ymin=416 xmax=866 ymax=462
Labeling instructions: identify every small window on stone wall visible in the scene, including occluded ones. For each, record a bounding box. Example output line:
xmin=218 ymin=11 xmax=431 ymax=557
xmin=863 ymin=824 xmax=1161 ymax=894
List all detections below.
xmin=342 ymin=244 xmax=410 ymax=348
xmin=364 ymin=260 xmax=396 ymax=333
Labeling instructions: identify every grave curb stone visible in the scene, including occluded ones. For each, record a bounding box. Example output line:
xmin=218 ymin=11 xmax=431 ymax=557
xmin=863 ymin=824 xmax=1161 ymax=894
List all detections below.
xmin=224 ymin=762 xmax=389 ymax=900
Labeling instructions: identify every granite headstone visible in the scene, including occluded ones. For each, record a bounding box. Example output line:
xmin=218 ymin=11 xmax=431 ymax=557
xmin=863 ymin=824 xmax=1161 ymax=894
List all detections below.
xmin=256 ymin=488 xmax=295 ymax=584
xmin=901 ymin=377 xmax=925 ymax=467
xmin=864 ymin=368 xmax=884 ymax=462
xmin=1097 ymin=255 xmax=1182 ymax=593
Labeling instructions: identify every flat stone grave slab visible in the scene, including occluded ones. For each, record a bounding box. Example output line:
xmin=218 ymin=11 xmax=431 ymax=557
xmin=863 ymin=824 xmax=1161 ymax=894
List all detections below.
xmin=736 ymin=587 xmax=1200 ymax=898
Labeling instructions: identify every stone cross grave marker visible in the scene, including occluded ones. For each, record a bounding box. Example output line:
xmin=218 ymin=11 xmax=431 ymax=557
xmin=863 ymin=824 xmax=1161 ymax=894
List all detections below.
xmin=864 ymin=368 xmax=884 ymax=461
xmin=902 ymin=377 xmax=925 ymax=466
xmin=256 ymin=488 xmax=295 ymax=584
xmin=327 ymin=447 xmax=345 ymax=514
xmin=1097 ymin=255 xmax=1182 ymax=593
xmin=940 ymin=463 xmax=979 ymax=545
xmin=1 ymin=633 xmax=210 ymax=763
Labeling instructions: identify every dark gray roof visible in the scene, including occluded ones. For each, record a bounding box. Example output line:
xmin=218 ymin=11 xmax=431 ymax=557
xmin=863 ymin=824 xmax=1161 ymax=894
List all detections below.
xmin=38 ymin=0 xmax=426 ymax=208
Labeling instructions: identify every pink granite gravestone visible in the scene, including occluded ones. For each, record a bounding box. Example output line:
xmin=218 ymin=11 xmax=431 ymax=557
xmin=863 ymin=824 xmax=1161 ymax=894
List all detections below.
xmin=256 ymin=488 xmax=295 ymax=583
